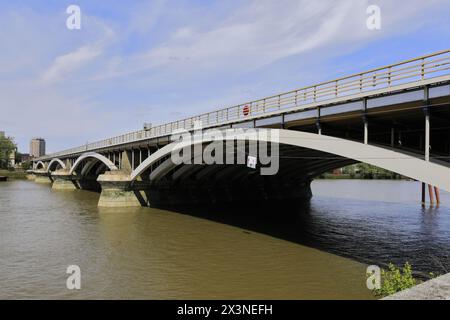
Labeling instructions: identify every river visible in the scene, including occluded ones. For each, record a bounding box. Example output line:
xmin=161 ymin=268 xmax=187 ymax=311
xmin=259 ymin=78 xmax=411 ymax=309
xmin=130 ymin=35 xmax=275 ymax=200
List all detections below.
xmin=1 ymin=179 xmax=450 ymax=299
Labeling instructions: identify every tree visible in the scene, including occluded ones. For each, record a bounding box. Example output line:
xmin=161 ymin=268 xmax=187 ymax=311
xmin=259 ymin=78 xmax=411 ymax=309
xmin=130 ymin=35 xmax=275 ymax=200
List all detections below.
xmin=21 ymin=161 xmax=32 ymax=170
xmin=0 ymin=135 xmax=16 ymax=169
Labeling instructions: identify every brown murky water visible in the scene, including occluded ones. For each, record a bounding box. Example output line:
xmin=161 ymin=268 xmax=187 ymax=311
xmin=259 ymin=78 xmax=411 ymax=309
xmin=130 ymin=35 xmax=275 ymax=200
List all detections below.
xmin=9 ymin=179 xmax=449 ymax=299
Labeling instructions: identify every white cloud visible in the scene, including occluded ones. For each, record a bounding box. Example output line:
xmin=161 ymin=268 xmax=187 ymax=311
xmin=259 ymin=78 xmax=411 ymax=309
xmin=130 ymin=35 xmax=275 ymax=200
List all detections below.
xmin=40 ymin=45 xmax=102 ymax=83
xmin=100 ymin=0 xmax=443 ymax=80
xmin=127 ymin=0 xmax=168 ymax=34
xmin=0 ymin=0 xmax=449 ymax=153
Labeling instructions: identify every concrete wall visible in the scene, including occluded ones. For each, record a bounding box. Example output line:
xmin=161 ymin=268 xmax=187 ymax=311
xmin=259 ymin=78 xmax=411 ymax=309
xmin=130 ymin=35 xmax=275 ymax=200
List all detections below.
xmin=383 ymin=273 xmax=450 ymax=300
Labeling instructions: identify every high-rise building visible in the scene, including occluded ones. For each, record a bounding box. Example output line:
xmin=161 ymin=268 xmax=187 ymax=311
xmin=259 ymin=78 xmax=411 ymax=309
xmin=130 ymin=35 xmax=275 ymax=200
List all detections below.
xmin=30 ymin=138 xmax=46 ymax=158
xmin=0 ymin=131 xmax=5 ymax=137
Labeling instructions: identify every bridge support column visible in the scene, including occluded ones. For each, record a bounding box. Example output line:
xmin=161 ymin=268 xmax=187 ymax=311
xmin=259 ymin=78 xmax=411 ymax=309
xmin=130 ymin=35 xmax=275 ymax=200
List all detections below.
xmin=316 ymin=120 xmax=322 ymax=135
xmin=51 ymin=171 xmax=78 ymax=190
xmin=425 ymin=112 xmax=430 ymax=162
xmin=391 ymin=128 xmax=395 ymax=147
xmin=363 ymin=117 xmax=369 ymax=145
xmin=421 ymin=183 xmax=426 ymax=204
xmin=97 ymin=171 xmax=142 ymax=207
xmin=428 ymin=184 xmax=435 ymax=204
xmin=434 ymin=186 xmax=441 ymax=204
xmin=34 ymin=171 xmax=52 ymax=184
xmin=64 ymin=159 xmax=72 ymax=171
xmin=363 ymin=99 xmax=369 ymax=145
xmin=26 ymin=171 xmax=36 ymax=180
xmin=422 ymin=101 xmax=440 ymax=205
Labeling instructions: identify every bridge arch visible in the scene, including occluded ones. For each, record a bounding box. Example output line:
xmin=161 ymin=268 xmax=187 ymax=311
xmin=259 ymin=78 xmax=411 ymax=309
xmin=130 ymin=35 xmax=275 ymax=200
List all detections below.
xmin=69 ymin=152 xmax=118 ymax=176
xmin=35 ymin=161 xmax=46 ymax=170
xmin=47 ymin=158 xmax=66 ymax=172
xmin=130 ymin=129 xmax=450 ymax=193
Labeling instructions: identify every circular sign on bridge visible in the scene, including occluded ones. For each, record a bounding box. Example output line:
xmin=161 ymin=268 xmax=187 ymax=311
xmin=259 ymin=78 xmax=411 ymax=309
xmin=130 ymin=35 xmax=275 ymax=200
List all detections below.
xmin=243 ymin=105 xmax=250 ymax=116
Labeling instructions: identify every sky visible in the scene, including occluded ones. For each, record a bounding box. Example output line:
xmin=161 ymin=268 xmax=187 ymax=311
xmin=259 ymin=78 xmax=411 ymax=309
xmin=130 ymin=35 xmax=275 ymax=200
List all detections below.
xmin=0 ymin=0 xmax=449 ymax=153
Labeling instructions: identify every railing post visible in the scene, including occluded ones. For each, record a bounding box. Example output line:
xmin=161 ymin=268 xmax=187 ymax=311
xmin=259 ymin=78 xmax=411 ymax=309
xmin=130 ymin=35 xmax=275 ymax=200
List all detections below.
xmin=359 ymin=74 xmax=363 ymax=92
xmin=313 ymin=86 xmax=317 ymax=102
xmin=335 ymin=80 xmax=338 ymax=97
xmin=388 ymin=67 xmax=391 ymax=87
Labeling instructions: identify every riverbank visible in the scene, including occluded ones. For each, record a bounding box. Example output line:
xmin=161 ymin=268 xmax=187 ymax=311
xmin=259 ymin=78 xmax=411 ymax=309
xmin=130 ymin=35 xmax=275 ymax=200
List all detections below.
xmin=0 ymin=170 xmax=27 ymax=180
xmin=384 ymin=272 xmax=450 ymax=300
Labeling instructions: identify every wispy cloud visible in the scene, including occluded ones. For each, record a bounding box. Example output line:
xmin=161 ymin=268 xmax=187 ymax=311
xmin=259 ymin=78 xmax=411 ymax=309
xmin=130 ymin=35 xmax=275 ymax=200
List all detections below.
xmin=96 ymin=0 xmax=445 ymax=81
xmin=0 ymin=0 xmax=449 ymax=153
xmin=40 ymin=45 xmax=102 ymax=83
xmin=100 ymin=0 xmax=361 ymax=77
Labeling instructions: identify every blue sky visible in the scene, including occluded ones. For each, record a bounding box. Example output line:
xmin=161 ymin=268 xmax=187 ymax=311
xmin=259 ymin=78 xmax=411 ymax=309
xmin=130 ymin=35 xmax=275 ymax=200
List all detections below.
xmin=0 ymin=0 xmax=449 ymax=153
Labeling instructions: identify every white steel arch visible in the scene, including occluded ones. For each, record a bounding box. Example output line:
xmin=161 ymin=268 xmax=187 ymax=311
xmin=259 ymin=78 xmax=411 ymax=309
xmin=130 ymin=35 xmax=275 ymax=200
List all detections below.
xmin=47 ymin=158 xmax=66 ymax=172
xmin=130 ymin=129 xmax=450 ymax=193
xmin=69 ymin=152 xmax=118 ymax=175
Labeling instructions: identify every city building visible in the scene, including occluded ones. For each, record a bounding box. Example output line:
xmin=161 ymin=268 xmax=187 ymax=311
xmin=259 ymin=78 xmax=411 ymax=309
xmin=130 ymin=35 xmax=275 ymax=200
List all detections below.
xmin=30 ymin=138 xmax=46 ymax=158
xmin=20 ymin=153 xmax=32 ymax=163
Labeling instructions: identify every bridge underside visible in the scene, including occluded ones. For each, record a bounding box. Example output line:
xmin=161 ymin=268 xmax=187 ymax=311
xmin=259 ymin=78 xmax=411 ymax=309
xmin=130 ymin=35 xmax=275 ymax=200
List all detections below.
xmin=131 ymin=144 xmax=355 ymax=207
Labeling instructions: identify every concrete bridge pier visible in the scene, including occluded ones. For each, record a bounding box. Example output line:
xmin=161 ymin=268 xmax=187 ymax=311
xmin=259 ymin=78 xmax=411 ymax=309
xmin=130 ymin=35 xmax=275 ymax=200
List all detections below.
xmin=33 ymin=170 xmax=52 ymax=184
xmin=51 ymin=170 xmax=79 ymax=190
xmin=97 ymin=171 xmax=143 ymax=207
xmin=26 ymin=171 xmax=36 ymax=180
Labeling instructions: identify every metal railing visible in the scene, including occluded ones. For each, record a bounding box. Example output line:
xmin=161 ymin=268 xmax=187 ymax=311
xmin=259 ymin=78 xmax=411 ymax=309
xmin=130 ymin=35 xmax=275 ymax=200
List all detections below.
xmin=38 ymin=49 xmax=450 ymax=160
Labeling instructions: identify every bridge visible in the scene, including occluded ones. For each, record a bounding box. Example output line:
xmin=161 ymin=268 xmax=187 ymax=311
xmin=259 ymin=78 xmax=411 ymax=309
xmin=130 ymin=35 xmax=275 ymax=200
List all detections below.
xmin=30 ymin=50 xmax=450 ymax=207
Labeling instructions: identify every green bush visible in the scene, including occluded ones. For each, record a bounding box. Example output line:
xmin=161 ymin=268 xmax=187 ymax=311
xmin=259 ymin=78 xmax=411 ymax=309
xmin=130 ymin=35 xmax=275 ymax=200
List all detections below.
xmin=374 ymin=263 xmax=416 ymax=297
xmin=368 ymin=262 xmax=438 ymax=298
xmin=21 ymin=161 xmax=31 ymax=170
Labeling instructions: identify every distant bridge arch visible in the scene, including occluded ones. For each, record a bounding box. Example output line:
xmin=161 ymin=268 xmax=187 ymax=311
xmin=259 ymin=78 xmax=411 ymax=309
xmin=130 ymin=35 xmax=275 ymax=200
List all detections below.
xmin=47 ymin=158 xmax=66 ymax=172
xmin=35 ymin=161 xmax=46 ymax=170
xmin=69 ymin=152 xmax=118 ymax=176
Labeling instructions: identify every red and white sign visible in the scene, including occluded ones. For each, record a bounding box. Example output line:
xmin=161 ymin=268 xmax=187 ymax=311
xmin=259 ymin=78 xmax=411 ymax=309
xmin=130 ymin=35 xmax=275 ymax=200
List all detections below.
xmin=243 ymin=105 xmax=250 ymax=116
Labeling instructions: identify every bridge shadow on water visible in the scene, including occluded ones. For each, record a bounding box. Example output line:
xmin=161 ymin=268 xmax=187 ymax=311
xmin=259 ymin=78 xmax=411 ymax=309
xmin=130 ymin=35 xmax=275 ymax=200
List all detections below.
xmin=157 ymin=198 xmax=450 ymax=278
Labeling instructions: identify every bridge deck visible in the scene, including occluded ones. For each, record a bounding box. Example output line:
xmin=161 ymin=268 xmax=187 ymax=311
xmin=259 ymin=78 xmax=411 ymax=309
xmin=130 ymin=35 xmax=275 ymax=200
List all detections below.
xmin=36 ymin=50 xmax=450 ymax=161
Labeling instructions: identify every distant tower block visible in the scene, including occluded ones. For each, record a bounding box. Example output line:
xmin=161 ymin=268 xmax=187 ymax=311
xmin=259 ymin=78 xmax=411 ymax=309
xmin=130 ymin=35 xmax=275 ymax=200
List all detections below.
xmin=30 ymin=138 xmax=46 ymax=158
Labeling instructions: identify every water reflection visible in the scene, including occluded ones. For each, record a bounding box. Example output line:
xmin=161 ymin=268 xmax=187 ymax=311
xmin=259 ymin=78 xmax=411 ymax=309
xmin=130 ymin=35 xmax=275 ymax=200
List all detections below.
xmin=166 ymin=180 xmax=450 ymax=277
